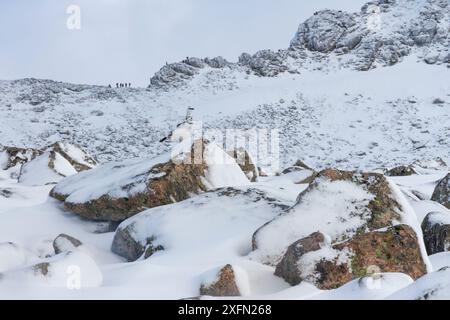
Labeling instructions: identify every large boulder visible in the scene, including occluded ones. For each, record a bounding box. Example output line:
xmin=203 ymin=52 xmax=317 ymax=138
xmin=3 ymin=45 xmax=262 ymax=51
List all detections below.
xmin=422 ymin=211 xmax=450 ymax=255
xmin=112 ymin=187 xmax=289 ymax=261
xmin=431 ymin=173 xmax=450 ymax=209
xmin=51 ymin=140 xmax=250 ymax=222
xmin=384 ymin=165 xmax=417 ymax=177
xmin=274 ymin=225 xmax=426 ymax=290
xmin=251 ymin=169 xmax=429 ymax=289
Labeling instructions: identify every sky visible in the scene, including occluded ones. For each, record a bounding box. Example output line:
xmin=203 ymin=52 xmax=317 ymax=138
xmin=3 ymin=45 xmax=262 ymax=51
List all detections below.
xmin=0 ymin=0 xmax=368 ymax=87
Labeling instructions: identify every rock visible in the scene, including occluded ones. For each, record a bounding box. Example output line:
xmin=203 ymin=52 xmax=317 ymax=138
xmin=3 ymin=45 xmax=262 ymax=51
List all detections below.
xmin=0 ymin=242 xmax=35 ymax=273
xmin=388 ymin=266 xmax=450 ymax=300
xmin=48 ymin=142 xmax=97 ymax=172
xmin=0 ymin=146 xmax=42 ymax=171
xmin=204 ymin=56 xmax=230 ymax=69
xmin=412 ymin=158 xmax=448 ymax=172
xmin=227 ymin=148 xmax=258 ymax=182
xmin=252 ymin=169 xmax=409 ymax=265
xmin=53 ymin=234 xmax=82 ymax=254
xmin=50 ymin=139 xmax=250 ymax=222
xmin=275 ymin=225 xmax=427 ymax=289
xmin=433 ymin=98 xmax=445 ymax=105
xmin=274 ymin=232 xmax=326 ymax=285
xmin=239 ymin=50 xmax=288 ymax=77
xmin=290 ymin=10 xmax=357 ymax=53
xmin=384 ymin=165 xmax=417 ymax=177
xmin=199 ymin=265 xmax=241 ymax=297
xmin=431 ymin=174 xmax=450 ymax=209
xmin=422 ymin=211 xmax=450 ymax=255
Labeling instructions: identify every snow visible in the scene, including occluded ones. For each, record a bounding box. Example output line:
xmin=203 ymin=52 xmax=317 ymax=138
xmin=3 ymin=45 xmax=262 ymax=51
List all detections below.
xmin=0 ymin=0 xmax=449 ymax=300
xmin=18 ymin=152 xmax=65 ymax=186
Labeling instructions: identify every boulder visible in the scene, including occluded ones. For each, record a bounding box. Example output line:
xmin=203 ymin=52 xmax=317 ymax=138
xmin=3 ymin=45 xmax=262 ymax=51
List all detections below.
xmin=384 ymin=165 xmax=417 ymax=177
xmin=199 ymin=264 xmax=242 ymax=297
xmin=112 ymin=187 xmax=288 ymax=261
xmin=51 ymin=139 xmax=250 ymax=222
xmin=431 ymin=174 xmax=450 ymax=209
xmin=422 ymin=211 xmax=450 ymax=255
xmin=53 ymin=234 xmax=83 ymax=254
xmin=275 ymin=225 xmax=426 ymax=289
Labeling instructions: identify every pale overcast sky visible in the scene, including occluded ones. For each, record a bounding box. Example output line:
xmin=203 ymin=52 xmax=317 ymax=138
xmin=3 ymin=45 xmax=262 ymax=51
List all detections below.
xmin=0 ymin=0 xmax=367 ymax=87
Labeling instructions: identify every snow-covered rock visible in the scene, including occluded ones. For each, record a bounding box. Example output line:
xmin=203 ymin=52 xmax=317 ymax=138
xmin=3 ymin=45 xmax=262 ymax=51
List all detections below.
xmin=313 ymin=272 xmax=414 ymax=300
xmin=388 ymin=267 xmax=450 ymax=300
xmin=422 ymin=211 xmax=450 ymax=255
xmin=0 ymin=242 xmax=36 ymax=273
xmin=251 ymin=169 xmax=430 ymax=289
xmin=51 ymin=139 xmax=250 ymax=222
xmin=0 ymin=250 xmax=103 ymax=289
xmin=53 ymin=234 xmax=83 ymax=255
xmin=111 ymin=186 xmax=291 ymax=261
xmin=431 ymin=173 xmax=450 ymax=209
xmin=199 ymin=264 xmax=249 ymax=297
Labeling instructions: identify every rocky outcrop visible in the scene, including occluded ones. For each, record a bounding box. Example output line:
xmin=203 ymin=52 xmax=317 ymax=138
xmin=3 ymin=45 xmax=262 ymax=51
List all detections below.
xmin=53 ymin=234 xmax=82 ymax=255
xmin=431 ymin=174 xmax=450 ymax=209
xmin=0 ymin=147 xmax=42 ymax=170
xmin=238 ymin=50 xmax=289 ymax=77
xmin=275 ymin=225 xmax=427 ymax=289
xmin=228 ymin=148 xmax=258 ymax=182
xmin=422 ymin=211 xmax=450 ymax=255
xmin=274 ymin=232 xmax=326 ymax=285
xmin=199 ymin=265 xmax=241 ymax=297
xmin=48 ymin=142 xmax=97 ymax=172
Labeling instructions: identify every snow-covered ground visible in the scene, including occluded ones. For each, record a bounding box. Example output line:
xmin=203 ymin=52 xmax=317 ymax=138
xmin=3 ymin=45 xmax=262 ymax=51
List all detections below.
xmin=0 ymin=0 xmax=449 ymax=300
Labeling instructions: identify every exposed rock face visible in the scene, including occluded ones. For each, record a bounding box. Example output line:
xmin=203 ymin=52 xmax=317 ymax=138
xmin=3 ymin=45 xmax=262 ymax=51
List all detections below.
xmin=422 ymin=211 xmax=450 ymax=255
xmin=385 ymin=165 xmax=417 ymax=177
xmin=53 ymin=234 xmax=83 ymax=255
xmin=431 ymin=174 xmax=450 ymax=209
xmin=199 ymin=265 xmax=241 ymax=297
xmin=275 ymin=225 xmax=427 ymax=289
xmin=227 ymin=148 xmax=258 ymax=182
